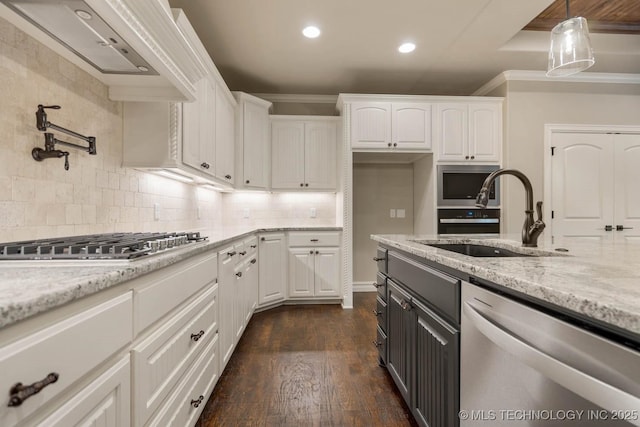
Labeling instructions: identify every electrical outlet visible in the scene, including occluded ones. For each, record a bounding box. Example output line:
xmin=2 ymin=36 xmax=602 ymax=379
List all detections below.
xmin=397 ymin=209 xmax=406 ymax=218
xmin=243 ymin=208 xmax=250 ymax=218
xmin=197 ymin=206 xmax=201 ymax=220
xmin=154 ymin=203 xmax=160 ymax=221
xmin=390 ymin=209 xmax=396 ymax=218
xmin=310 ymin=207 xmax=317 ymax=218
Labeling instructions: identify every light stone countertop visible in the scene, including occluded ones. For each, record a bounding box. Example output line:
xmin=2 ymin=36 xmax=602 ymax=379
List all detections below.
xmin=371 ymin=234 xmax=640 ymax=339
xmin=0 ymin=226 xmax=342 ymax=329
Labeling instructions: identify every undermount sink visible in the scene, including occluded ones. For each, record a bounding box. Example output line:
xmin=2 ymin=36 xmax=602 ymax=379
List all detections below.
xmin=426 ymin=243 xmax=533 ymax=257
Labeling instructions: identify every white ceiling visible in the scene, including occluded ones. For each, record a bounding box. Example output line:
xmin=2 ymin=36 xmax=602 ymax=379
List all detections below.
xmin=168 ymin=0 xmax=640 ymax=96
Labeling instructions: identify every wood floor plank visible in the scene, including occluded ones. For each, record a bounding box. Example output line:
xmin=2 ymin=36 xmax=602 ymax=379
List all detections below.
xmin=196 ymin=292 xmax=418 ymax=426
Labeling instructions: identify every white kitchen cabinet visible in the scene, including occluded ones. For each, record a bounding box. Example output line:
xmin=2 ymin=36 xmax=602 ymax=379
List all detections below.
xmin=234 ymin=92 xmax=273 ymax=190
xmin=183 ymin=77 xmax=216 ymax=175
xmin=215 ymin=82 xmax=236 ymax=185
xmin=436 ymin=102 xmax=501 ymax=163
xmin=271 ymin=116 xmax=339 ymax=190
xmin=350 ymin=102 xmax=432 ymax=151
xmin=36 ymin=355 xmax=131 ymax=427
xmin=258 ymin=233 xmax=287 ymax=307
xmin=287 ymin=232 xmax=341 ymax=299
xmin=218 ymin=244 xmax=239 ymax=370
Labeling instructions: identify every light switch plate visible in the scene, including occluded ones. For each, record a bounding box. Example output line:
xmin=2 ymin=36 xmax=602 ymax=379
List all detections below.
xmin=243 ymin=208 xmax=250 ymax=218
xmin=397 ymin=209 xmax=406 ymax=218
xmin=310 ymin=207 xmax=317 ymax=218
xmin=154 ymin=203 xmax=160 ymax=221
xmin=390 ymin=209 xmax=396 ymax=218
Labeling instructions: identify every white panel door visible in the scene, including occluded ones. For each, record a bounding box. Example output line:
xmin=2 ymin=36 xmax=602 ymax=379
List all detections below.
xmin=392 ymin=103 xmax=432 ymax=150
xmin=305 ymin=121 xmax=337 ymax=190
xmin=215 ymin=85 xmax=235 ymax=184
xmin=436 ymin=104 xmax=468 ymax=161
xmin=243 ymin=101 xmax=270 ymax=188
xmin=258 ymin=234 xmax=286 ymax=306
xmin=614 ymin=134 xmax=640 ymax=241
xmin=551 ymin=133 xmax=614 ymax=240
xmin=288 ymin=248 xmax=315 ymax=298
xmin=313 ymin=247 xmax=341 ymax=298
xmin=350 ymin=102 xmax=391 ymax=149
xmin=469 ymin=103 xmax=501 ymax=162
xmin=271 ymin=121 xmax=305 ymax=189
xmin=183 ymin=78 xmax=215 ymax=175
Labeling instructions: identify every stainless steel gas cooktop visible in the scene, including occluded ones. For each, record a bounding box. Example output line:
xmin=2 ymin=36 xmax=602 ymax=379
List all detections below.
xmin=0 ymin=232 xmax=207 ymax=261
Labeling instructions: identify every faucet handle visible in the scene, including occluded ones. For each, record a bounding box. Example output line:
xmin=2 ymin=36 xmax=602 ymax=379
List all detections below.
xmin=535 ymin=201 xmax=543 ymax=221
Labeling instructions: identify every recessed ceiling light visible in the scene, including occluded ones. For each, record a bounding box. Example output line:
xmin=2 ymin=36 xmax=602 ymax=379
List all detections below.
xmin=398 ymin=42 xmax=416 ymax=53
xmin=302 ymin=26 xmax=321 ymax=39
xmin=75 ymin=9 xmax=92 ymax=20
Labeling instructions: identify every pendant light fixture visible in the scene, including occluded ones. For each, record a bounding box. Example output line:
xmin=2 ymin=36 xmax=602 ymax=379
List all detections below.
xmin=546 ymin=0 xmax=595 ymax=77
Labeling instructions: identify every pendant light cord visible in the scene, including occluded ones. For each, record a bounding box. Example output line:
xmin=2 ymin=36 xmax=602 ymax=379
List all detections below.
xmin=565 ymin=0 xmax=570 ymax=19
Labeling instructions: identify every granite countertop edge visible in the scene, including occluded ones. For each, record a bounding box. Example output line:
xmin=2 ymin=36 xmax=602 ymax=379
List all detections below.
xmin=0 ymin=227 xmax=342 ymax=329
xmin=372 ymin=234 xmax=640 ymax=338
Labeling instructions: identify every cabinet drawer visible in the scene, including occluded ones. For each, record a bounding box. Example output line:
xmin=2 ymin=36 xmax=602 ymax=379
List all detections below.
xmin=375 ymin=247 xmax=388 ymax=274
xmin=288 ymin=231 xmax=340 ymax=247
xmin=375 ymin=296 xmax=387 ymax=332
xmin=132 ymin=285 xmax=217 ymax=427
xmin=0 ymin=293 xmax=132 ymax=426
xmin=133 ymin=252 xmax=217 ymax=335
xmin=375 ymin=326 xmax=387 ymax=365
xmin=36 ymin=355 xmax=131 ymax=427
xmin=375 ymin=272 xmax=387 ymax=300
xmin=147 ymin=333 xmax=219 ymax=427
xmin=244 ymin=235 xmax=258 ymax=257
xmin=388 ymin=251 xmax=460 ymax=325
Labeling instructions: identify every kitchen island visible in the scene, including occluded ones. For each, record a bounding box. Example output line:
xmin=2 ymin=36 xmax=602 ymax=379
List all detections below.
xmin=372 ymin=234 xmax=640 ymax=338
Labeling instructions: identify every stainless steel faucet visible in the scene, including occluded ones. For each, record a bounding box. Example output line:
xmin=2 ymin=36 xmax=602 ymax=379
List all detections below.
xmin=475 ymin=168 xmax=545 ymax=247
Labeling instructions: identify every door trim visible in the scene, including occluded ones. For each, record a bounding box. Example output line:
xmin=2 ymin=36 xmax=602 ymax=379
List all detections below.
xmin=543 ymin=124 xmax=640 ymax=239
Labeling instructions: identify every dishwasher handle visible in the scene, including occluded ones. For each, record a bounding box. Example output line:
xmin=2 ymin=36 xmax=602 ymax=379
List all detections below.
xmin=463 ymin=301 xmax=640 ymax=426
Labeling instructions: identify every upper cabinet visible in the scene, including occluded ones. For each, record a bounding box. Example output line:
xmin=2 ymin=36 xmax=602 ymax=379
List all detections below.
xmin=215 ymin=82 xmax=236 ymax=185
xmin=435 ymin=101 xmax=502 ymax=163
xmin=349 ymin=102 xmax=432 ymax=151
xmin=233 ymin=93 xmax=273 ymax=190
xmin=0 ymin=3 xmax=212 ymax=101
xmin=271 ymin=116 xmax=339 ymax=191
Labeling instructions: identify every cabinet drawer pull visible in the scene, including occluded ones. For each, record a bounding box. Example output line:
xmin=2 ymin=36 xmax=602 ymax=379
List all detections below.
xmin=245 ymin=180 xmax=250 ymax=184
xmin=227 ymin=251 xmax=236 ymax=257
xmin=8 ymin=373 xmax=59 ymax=407
xmin=225 ymin=174 xmax=232 ymax=180
xmin=372 ymin=309 xmax=383 ymax=317
xmin=261 ymin=237 xmax=265 ymax=241
xmin=239 ymin=251 xmax=247 ymax=256
xmin=373 ymin=282 xmax=384 ymax=288
xmin=372 ymin=340 xmax=383 ymax=348
xmin=200 ymin=162 xmax=210 ymax=169
xmin=305 ymin=183 xmax=309 ymax=187
xmin=190 ymin=395 xmax=204 ymax=408
xmin=373 ymin=256 xmax=384 ymax=262
xmin=236 ymin=272 xmax=243 ymax=278
xmin=310 ymin=239 xmax=319 ymax=242
xmin=250 ymin=258 xmax=257 ymax=264
xmin=190 ymin=330 xmax=205 ymax=342
xmin=250 ymin=245 xmax=257 ymax=248
xmin=400 ymin=299 xmax=412 ymax=311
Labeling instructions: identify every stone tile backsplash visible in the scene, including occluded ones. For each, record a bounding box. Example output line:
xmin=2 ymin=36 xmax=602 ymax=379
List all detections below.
xmin=0 ymin=16 xmax=338 ymax=242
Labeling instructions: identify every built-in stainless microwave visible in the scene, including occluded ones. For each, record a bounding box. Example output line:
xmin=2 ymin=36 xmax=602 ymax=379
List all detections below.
xmin=437 ymin=165 xmax=500 ymax=207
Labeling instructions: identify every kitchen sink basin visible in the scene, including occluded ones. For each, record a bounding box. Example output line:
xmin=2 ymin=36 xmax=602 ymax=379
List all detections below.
xmin=425 ymin=243 xmax=533 ymax=257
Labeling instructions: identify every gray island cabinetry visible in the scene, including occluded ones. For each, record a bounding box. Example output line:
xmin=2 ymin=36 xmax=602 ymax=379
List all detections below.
xmin=376 ymin=246 xmax=460 ymax=427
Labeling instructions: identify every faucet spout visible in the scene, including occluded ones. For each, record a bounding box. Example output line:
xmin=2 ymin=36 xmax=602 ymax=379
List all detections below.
xmin=476 ymin=168 xmax=545 ymax=247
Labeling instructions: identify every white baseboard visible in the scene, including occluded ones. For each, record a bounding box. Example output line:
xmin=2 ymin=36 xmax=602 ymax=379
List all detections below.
xmin=353 ymin=281 xmax=376 ymax=293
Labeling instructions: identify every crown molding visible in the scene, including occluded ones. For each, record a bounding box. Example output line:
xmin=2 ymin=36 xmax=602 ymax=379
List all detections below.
xmin=473 ymin=70 xmax=640 ymax=96
xmin=252 ymin=93 xmax=338 ymax=104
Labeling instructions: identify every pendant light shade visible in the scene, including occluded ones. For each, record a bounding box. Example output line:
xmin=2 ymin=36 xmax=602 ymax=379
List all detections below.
xmin=546 ymin=1 xmax=595 ymax=77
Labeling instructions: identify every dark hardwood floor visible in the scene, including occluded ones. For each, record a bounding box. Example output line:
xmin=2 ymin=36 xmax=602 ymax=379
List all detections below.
xmin=195 ymin=292 xmax=418 ymax=426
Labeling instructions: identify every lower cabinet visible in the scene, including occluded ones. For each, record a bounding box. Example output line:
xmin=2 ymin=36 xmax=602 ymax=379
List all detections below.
xmin=258 ymin=233 xmax=287 ymax=307
xmin=36 ymin=355 xmax=131 ymax=427
xmin=385 ymin=252 xmax=460 ymax=427
xmin=287 ymin=232 xmax=341 ymax=299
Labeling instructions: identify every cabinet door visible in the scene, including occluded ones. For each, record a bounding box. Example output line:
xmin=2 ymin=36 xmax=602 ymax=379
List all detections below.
xmin=243 ymin=101 xmax=270 ymax=188
xmin=215 ymin=85 xmax=235 ymax=184
xmin=436 ymin=104 xmax=468 ymax=161
xmin=387 ymin=281 xmax=412 ymax=403
xmin=218 ymin=247 xmax=238 ymax=369
xmin=258 ymin=234 xmax=287 ymax=306
xmin=305 ymin=121 xmax=337 ymax=190
xmin=271 ymin=121 xmax=305 ymax=189
xmin=183 ymin=78 xmax=215 ymax=175
xmin=313 ymin=247 xmax=341 ymax=297
xmin=413 ymin=301 xmax=459 ymax=427
xmin=614 ymin=134 xmax=640 ymax=241
xmin=245 ymin=256 xmax=259 ymax=322
xmin=392 ymin=103 xmax=433 ymax=151
xmin=37 ymin=356 xmax=130 ymax=427
xmin=468 ymin=103 xmax=501 ymax=162
xmin=351 ymin=102 xmax=392 ymax=149
xmin=288 ymin=248 xmax=315 ymax=298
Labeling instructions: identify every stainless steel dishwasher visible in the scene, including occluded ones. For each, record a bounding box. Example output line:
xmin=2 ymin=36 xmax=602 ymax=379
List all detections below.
xmin=460 ymin=281 xmax=640 ymax=427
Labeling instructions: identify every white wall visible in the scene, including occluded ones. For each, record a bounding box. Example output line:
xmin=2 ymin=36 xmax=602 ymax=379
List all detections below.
xmin=490 ymin=80 xmax=640 ymax=235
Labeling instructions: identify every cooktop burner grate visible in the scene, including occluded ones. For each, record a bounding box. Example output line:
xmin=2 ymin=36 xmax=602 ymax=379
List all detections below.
xmin=0 ymin=232 xmax=207 ymax=260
